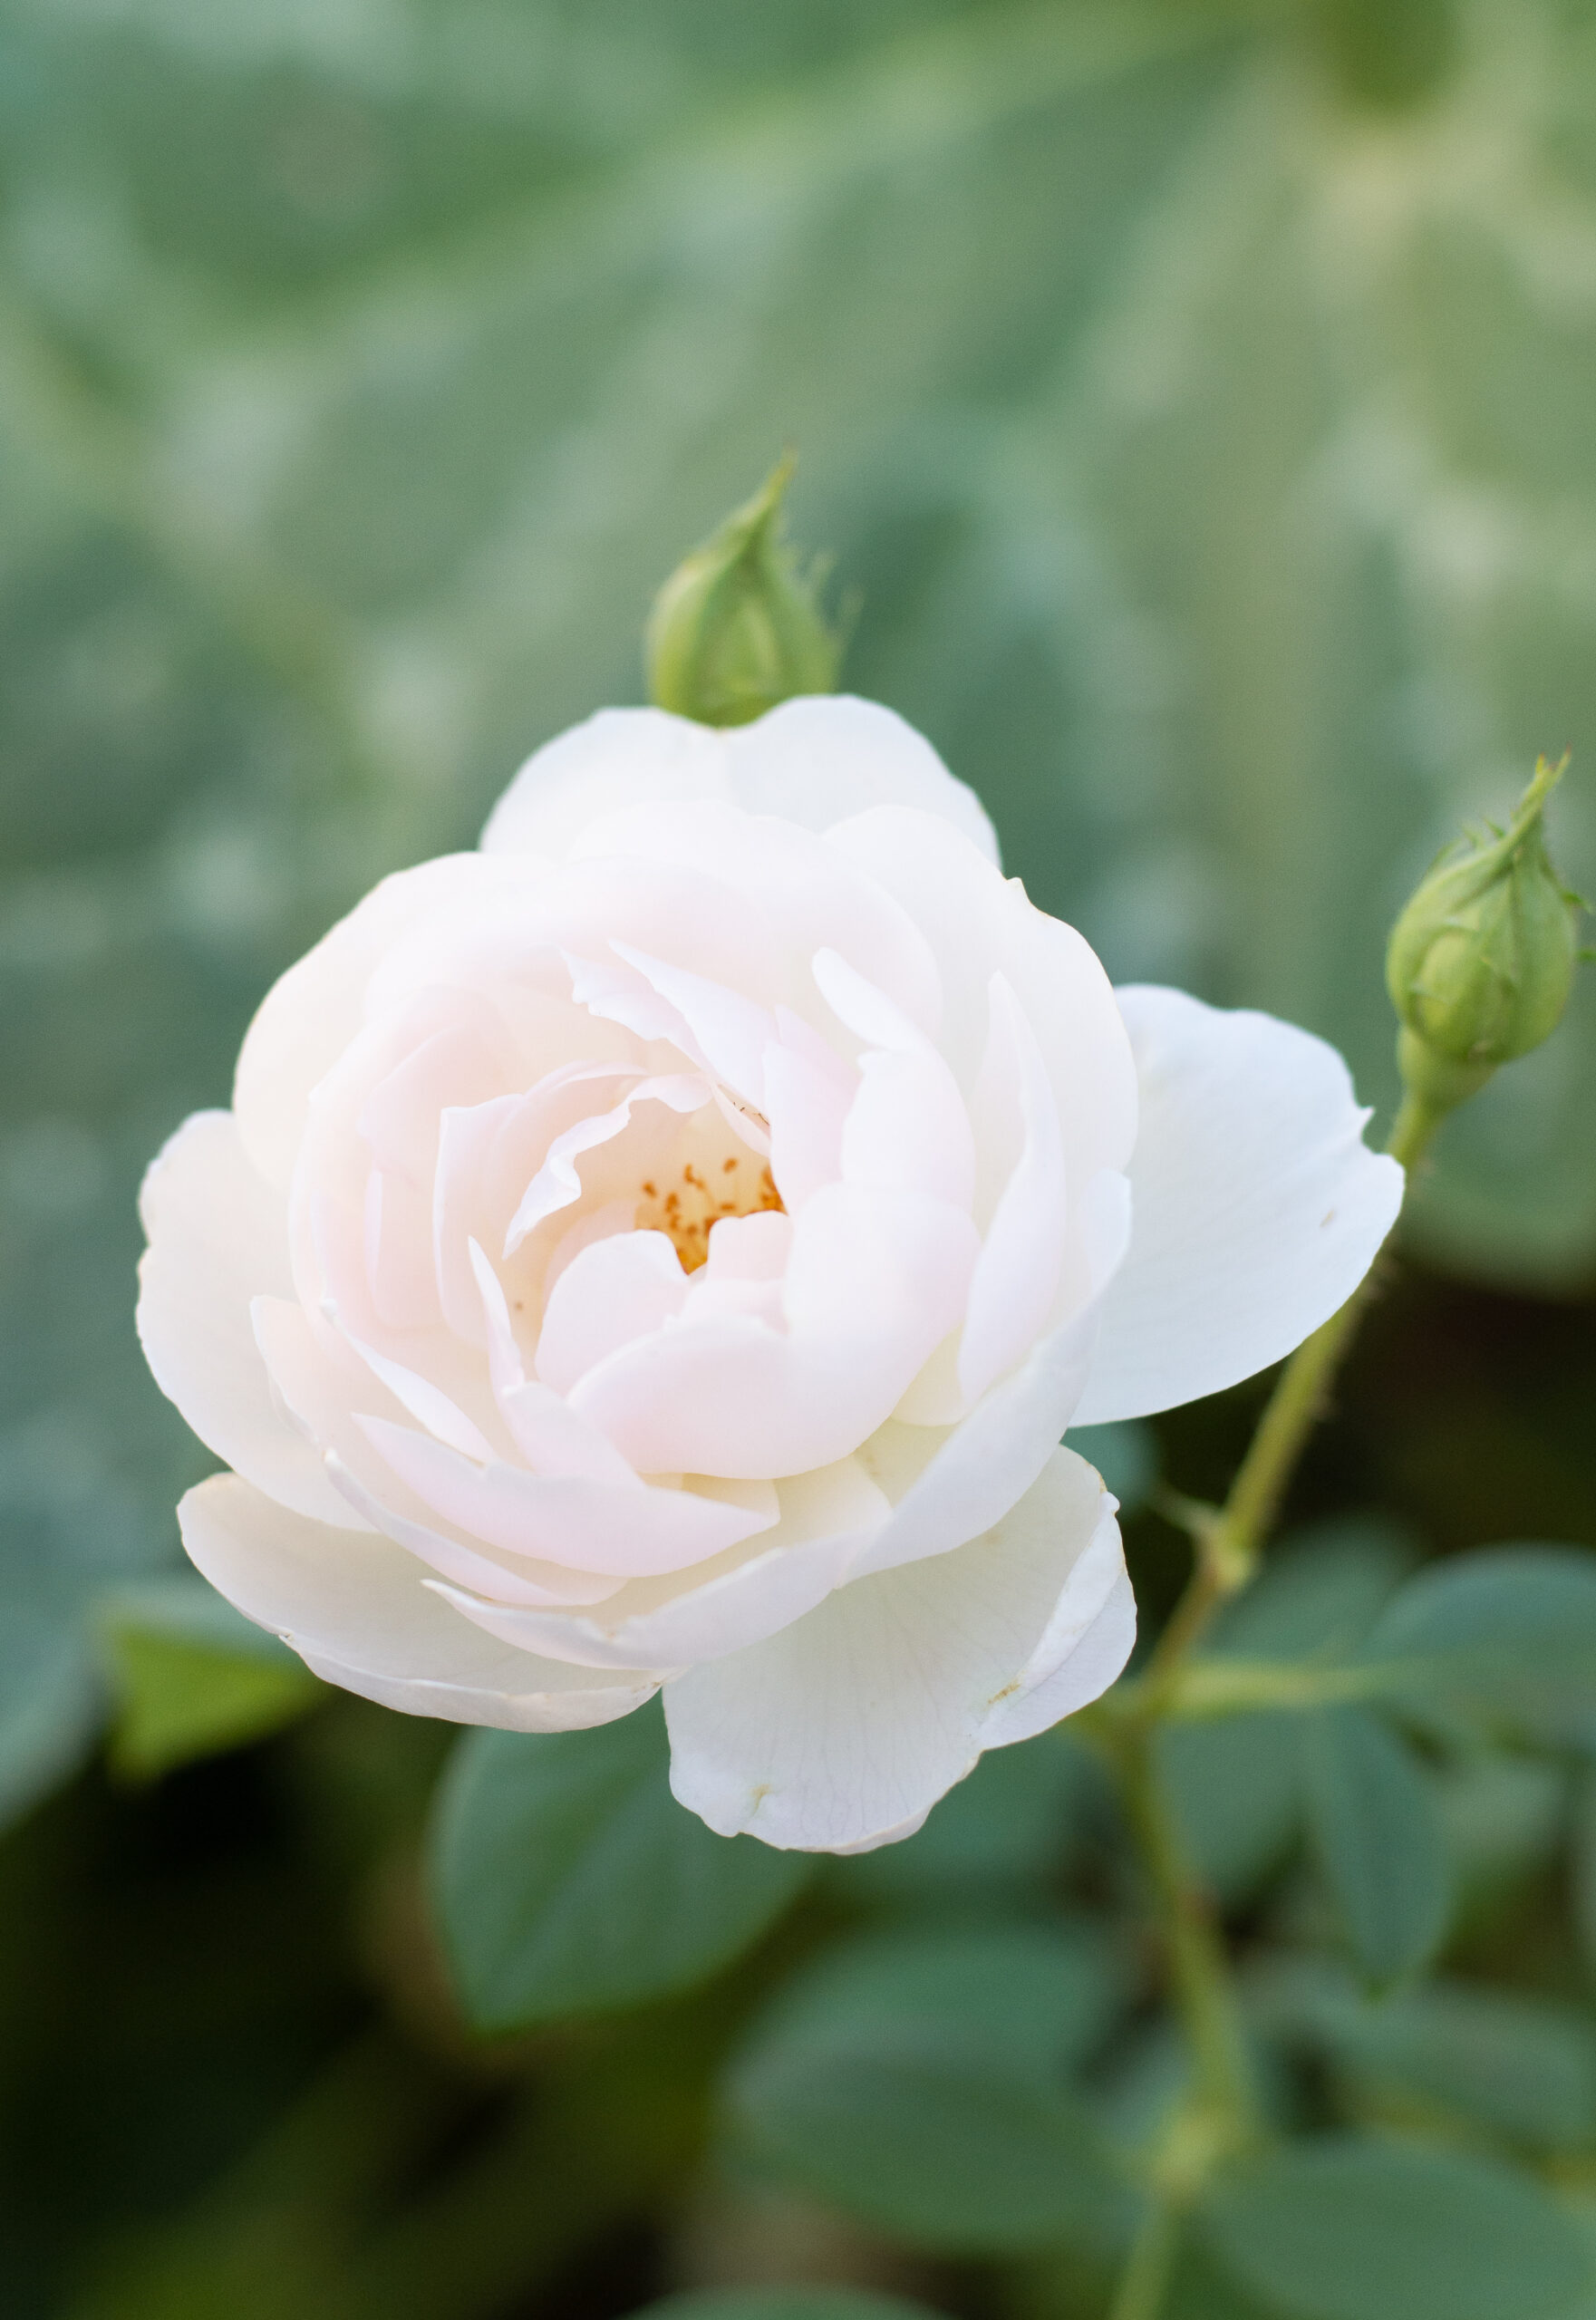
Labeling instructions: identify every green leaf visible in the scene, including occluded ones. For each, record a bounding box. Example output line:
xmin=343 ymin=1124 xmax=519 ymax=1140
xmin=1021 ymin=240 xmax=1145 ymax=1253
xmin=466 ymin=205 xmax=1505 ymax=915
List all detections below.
xmin=1257 ymin=1959 xmax=1596 ymax=2153
xmin=631 ymin=2294 xmax=947 ymax=2320
xmin=724 ymin=1924 xmax=1133 ymax=2254
xmin=1066 ymin=1419 xmax=1158 ymax=1513
xmin=1303 ymin=1708 xmax=1451 ymax=1985
xmin=429 ymin=1703 xmax=813 ymax=2033
xmin=1162 ymin=1523 xmax=1417 ymax=1901
xmin=1359 ymin=1547 xmax=1596 ymax=1742
xmin=827 ymin=1727 xmax=1102 ymax=1909
xmin=1200 ymin=2137 xmax=1595 ymax=2320
xmin=99 ymin=1571 xmax=323 ymax=1779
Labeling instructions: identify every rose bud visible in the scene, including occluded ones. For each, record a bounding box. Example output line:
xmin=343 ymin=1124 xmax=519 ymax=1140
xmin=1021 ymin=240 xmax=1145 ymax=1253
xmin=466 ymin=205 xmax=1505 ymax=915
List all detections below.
xmin=1387 ymin=753 xmax=1584 ymax=1114
xmin=644 ymin=456 xmax=840 ymax=729
xmin=137 ymin=700 xmax=1400 ymax=1851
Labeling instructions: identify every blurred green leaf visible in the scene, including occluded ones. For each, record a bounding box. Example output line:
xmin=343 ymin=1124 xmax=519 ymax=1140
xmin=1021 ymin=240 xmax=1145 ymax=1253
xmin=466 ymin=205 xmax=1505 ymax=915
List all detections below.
xmin=1304 ymin=1707 xmax=1451 ymax=1986
xmin=99 ymin=1571 xmax=322 ymax=1780
xmin=1359 ymin=1546 xmax=1596 ymax=1743
xmin=724 ymin=1923 xmax=1133 ymax=2254
xmin=1066 ymin=1419 xmax=1158 ymax=1514
xmin=633 ymin=2293 xmax=948 ymax=2320
xmin=1257 ymin=1958 xmax=1596 ymax=2153
xmin=827 ymin=1726 xmax=1102 ymax=1910
xmin=1199 ymin=2136 xmax=1595 ymax=2320
xmin=1162 ymin=1522 xmax=1415 ymax=1900
xmin=429 ymin=1702 xmax=812 ymax=2033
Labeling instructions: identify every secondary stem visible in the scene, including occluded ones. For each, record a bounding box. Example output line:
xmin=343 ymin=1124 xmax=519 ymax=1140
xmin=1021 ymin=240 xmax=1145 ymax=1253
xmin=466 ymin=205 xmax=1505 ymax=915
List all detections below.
xmin=1096 ymin=1086 xmax=1446 ymax=2320
xmin=1116 ymin=1730 xmax=1259 ymax=2141
xmin=1106 ymin=2199 xmax=1180 ymax=2320
xmin=1141 ymin=1088 xmax=1443 ymax=1697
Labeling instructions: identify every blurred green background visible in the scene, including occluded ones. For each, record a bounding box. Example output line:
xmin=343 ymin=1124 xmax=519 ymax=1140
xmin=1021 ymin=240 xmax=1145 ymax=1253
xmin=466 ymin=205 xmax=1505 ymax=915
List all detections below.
xmin=4 ymin=1 xmax=1596 ymax=2315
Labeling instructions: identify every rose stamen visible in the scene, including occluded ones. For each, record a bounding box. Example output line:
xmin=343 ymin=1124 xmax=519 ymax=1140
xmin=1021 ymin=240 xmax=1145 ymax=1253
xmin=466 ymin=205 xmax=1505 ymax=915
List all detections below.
xmin=635 ymin=1156 xmax=783 ymax=1271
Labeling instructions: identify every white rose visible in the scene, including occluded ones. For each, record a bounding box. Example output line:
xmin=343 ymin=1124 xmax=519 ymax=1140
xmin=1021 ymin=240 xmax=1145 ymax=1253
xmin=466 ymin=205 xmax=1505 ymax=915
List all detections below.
xmin=137 ymin=698 xmax=1402 ymax=1852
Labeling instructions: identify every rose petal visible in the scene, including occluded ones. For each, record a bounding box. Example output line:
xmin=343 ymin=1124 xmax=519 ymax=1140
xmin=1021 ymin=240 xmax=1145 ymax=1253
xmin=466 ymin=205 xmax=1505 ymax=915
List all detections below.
xmin=235 ymin=855 xmax=494 ymax=1190
xmin=956 ymin=974 xmax=1068 ymax=1406
xmin=825 ymin=807 xmax=1137 ymax=1185
xmin=1070 ymin=986 xmax=1405 ymax=1425
xmin=180 ymin=1472 xmax=655 ymax=1730
xmin=571 ymin=1186 xmax=979 ymax=1478
xmin=663 ymin=1447 xmax=1126 ymax=1851
xmin=435 ymin=1455 xmax=890 ymax=1671
xmin=136 ymin=1111 xmax=359 ymax=1529
xmin=726 ymin=696 xmax=999 ymax=862
xmin=535 ymin=1230 xmax=690 ymax=1395
xmin=854 ymin=1167 xmax=1132 ymax=1576
xmin=355 ymin=1414 xmax=779 ymax=1576
xmin=480 ymin=707 xmax=730 ymax=860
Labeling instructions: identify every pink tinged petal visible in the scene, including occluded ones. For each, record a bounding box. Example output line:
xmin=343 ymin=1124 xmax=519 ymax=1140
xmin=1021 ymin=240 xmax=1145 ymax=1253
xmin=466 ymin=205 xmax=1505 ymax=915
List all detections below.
xmin=571 ymin=1186 xmax=979 ymax=1479
xmin=723 ymin=695 xmax=1000 ymax=862
xmin=480 ymin=707 xmax=730 ymax=861
xmin=136 ymin=1110 xmax=357 ymax=1530
xmin=324 ymin=1451 xmax=621 ymax=1607
xmin=468 ymin=1239 xmax=639 ymax=1484
xmin=357 ymin=1018 xmax=510 ymax=1183
xmin=535 ymin=1231 xmax=690 ymax=1395
xmin=957 ymin=976 xmax=1068 ymax=1406
xmin=564 ymin=801 xmax=943 ymax=1044
xmin=179 ymin=1473 xmax=658 ymax=1731
xmin=854 ymin=1168 xmax=1132 ymax=1578
xmin=363 ymin=1168 xmax=442 ymax=1330
xmin=663 ymin=1447 xmax=1125 ymax=1852
xmin=608 ymin=941 xmax=776 ymax=1103
xmin=812 ymin=945 xmax=936 ymax=1058
xmin=354 ymin=1415 xmax=779 ymax=1576
xmin=234 ymin=853 xmax=491 ymax=1191
xmin=563 ymin=950 xmax=708 ymax=1061
xmin=840 ymin=1049 xmax=975 ymax=1211
xmin=433 ymin=1070 xmax=638 ymax=1340
xmin=1071 ymin=987 xmax=1405 ymax=1426
xmin=764 ymin=1037 xmax=852 ymax=1214
xmin=338 ymin=1330 xmax=494 ymax=1462
xmin=503 ymin=1075 xmax=710 ymax=1254
xmin=703 ymin=1210 xmax=792 ymax=1281
xmin=823 ymin=809 xmax=1138 ymax=1188
xmin=436 ymin=1457 xmax=890 ymax=1672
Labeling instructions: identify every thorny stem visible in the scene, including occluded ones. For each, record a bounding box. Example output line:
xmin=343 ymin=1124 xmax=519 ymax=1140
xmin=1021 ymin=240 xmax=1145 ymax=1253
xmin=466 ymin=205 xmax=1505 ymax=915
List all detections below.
xmin=1094 ymin=1088 xmax=1446 ymax=2320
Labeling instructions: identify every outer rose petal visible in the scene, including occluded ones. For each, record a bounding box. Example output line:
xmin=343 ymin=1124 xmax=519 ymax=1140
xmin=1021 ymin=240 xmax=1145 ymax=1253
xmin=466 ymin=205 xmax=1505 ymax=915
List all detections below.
xmin=480 ymin=697 xmax=998 ymax=866
xmin=179 ymin=1473 xmax=658 ymax=1730
xmin=663 ymin=1447 xmax=1129 ymax=1852
xmin=1070 ymin=987 xmax=1405 ymax=1426
xmin=725 ymin=697 xmax=998 ymax=862
xmin=137 ymin=1113 xmax=360 ymax=1530
xmin=235 ymin=854 xmax=500 ymax=1190
xmin=852 ymin=1166 xmax=1132 ymax=1578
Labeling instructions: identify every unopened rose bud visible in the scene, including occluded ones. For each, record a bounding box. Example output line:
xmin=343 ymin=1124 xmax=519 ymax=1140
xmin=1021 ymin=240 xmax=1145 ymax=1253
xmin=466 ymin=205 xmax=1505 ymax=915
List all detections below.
xmin=1387 ymin=754 xmax=1583 ymax=1112
xmin=645 ymin=454 xmax=841 ymax=728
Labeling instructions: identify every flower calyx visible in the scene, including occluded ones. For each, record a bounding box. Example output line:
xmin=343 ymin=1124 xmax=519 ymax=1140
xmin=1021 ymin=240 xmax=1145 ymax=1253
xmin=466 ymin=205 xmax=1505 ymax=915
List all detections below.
xmin=644 ymin=452 xmax=842 ymax=728
xmin=1386 ymin=752 xmax=1585 ymax=1114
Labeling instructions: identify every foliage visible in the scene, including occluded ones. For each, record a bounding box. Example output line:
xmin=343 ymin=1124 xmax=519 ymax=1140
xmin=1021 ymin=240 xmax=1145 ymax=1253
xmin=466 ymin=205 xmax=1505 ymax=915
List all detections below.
xmin=5 ymin=2 xmax=1596 ymax=2317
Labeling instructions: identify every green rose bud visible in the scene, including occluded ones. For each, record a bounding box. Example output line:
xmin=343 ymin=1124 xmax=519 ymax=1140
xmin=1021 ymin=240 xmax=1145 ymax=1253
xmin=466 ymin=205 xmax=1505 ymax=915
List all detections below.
xmin=1387 ymin=753 xmax=1583 ymax=1113
xmin=645 ymin=454 xmax=841 ymax=728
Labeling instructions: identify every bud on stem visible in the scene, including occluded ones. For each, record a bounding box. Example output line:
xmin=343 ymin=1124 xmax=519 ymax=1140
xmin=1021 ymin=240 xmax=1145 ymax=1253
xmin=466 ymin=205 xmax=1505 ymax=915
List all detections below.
xmin=645 ymin=455 xmax=841 ymax=728
xmin=1386 ymin=753 xmax=1583 ymax=1116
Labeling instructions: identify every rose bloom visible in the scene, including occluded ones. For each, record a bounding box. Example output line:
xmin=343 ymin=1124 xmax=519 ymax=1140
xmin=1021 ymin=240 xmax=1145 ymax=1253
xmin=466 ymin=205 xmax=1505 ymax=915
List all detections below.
xmin=138 ymin=700 xmax=1400 ymax=1851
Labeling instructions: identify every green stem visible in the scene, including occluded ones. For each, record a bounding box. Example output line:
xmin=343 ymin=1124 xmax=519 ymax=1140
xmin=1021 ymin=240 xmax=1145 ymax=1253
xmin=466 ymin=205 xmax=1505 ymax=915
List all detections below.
xmin=1115 ymin=1726 xmax=1260 ymax=2144
xmin=1141 ymin=1088 xmax=1443 ymax=1696
xmin=1096 ymin=1088 xmax=1446 ymax=2320
xmin=1108 ymin=2200 xmax=1181 ymax=2320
